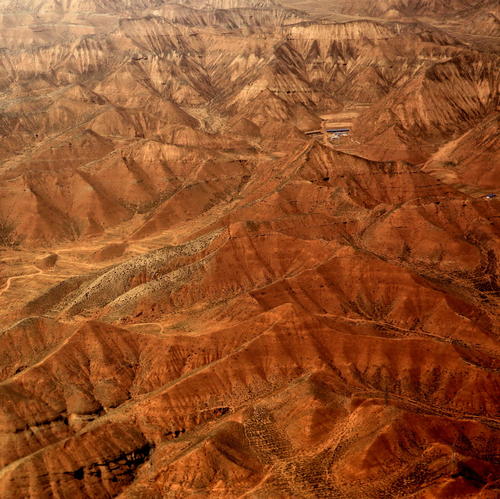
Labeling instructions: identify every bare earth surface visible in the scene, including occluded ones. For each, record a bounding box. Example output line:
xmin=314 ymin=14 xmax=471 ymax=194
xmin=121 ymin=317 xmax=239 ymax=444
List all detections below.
xmin=0 ymin=0 xmax=499 ymax=497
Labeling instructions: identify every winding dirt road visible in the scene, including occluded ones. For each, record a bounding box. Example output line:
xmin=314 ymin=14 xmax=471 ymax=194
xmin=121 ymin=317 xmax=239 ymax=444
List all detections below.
xmin=0 ymin=266 xmax=69 ymax=298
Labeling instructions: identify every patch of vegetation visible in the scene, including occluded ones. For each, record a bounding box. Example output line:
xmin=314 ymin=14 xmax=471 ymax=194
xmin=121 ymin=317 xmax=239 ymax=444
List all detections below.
xmin=0 ymin=216 xmax=20 ymax=247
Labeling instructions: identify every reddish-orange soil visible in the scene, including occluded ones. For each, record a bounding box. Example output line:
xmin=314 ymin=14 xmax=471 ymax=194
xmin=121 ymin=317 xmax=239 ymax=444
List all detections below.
xmin=0 ymin=0 xmax=498 ymax=497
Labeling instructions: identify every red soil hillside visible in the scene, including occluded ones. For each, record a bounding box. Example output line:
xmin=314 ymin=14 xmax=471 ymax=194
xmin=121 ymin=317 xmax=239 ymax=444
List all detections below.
xmin=0 ymin=0 xmax=499 ymax=498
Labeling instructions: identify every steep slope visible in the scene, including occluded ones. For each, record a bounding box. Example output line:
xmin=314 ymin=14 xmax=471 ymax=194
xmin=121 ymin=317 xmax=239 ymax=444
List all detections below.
xmin=350 ymin=53 xmax=500 ymax=162
xmin=280 ymin=0 xmax=499 ymax=22
xmin=0 ymin=1 xmax=499 ymax=498
xmin=423 ymin=112 xmax=500 ymax=190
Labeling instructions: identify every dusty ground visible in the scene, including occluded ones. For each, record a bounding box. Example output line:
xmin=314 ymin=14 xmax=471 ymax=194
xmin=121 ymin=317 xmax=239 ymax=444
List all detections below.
xmin=0 ymin=0 xmax=499 ymax=497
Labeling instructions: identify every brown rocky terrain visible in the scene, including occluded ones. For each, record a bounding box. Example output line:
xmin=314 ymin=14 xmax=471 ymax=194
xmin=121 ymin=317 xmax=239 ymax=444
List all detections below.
xmin=0 ymin=0 xmax=499 ymax=497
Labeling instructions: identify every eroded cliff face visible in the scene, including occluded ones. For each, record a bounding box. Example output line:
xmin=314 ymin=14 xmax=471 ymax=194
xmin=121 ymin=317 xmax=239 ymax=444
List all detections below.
xmin=0 ymin=0 xmax=498 ymax=497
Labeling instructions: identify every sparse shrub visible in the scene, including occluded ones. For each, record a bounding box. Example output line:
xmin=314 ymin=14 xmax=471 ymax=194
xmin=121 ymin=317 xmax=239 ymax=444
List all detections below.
xmin=0 ymin=216 xmax=20 ymax=247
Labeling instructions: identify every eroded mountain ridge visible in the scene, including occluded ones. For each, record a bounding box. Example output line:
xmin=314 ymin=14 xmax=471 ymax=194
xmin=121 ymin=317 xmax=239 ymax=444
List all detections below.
xmin=0 ymin=0 xmax=498 ymax=497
